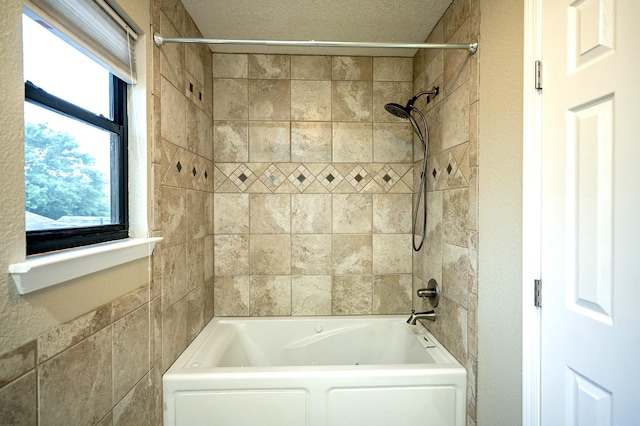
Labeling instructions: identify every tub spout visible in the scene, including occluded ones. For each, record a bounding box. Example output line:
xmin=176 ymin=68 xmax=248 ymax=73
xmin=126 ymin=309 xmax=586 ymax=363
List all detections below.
xmin=407 ymin=309 xmax=436 ymax=325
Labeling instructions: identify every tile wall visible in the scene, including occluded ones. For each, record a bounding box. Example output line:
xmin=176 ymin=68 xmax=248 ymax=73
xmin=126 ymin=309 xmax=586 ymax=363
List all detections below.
xmin=210 ymin=53 xmax=417 ymax=317
xmin=0 ymin=0 xmax=214 ymax=423
xmin=0 ymin=0 xmax=480 ymax=423
xmin=411 ymin=0 xmax=480 ymax=424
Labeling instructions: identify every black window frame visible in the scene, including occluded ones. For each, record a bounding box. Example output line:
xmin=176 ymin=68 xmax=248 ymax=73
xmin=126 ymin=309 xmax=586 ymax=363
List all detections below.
xmin=25 ymin=75 xmax=129 ymax=255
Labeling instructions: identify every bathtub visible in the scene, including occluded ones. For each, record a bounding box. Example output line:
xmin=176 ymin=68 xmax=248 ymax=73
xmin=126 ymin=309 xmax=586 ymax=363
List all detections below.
xmin=163 ymin=315 xmax=466 ymax=426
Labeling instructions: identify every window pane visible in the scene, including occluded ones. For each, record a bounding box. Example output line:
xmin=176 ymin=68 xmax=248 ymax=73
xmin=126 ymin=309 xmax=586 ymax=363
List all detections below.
xmin=25 ymin=102 xmax=114 ymax=231
xmin=22 ymin=13 xmax=111 ymax=118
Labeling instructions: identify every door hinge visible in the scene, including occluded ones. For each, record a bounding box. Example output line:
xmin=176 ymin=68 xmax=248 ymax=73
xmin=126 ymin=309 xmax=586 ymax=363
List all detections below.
xmin=535 ymin=60 xmax=542 ymax=90
xmin=534 ymin=279 xmax=542 ymax=307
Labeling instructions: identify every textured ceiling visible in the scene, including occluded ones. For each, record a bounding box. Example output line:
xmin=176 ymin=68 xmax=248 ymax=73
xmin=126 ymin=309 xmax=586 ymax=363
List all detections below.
xmin=179 ymin=0 xmax=453 ymax=57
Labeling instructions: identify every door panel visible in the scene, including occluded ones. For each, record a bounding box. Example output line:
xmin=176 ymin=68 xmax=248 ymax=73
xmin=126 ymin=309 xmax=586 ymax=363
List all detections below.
xmin=541 ymin=0 xmax=640 ymax=424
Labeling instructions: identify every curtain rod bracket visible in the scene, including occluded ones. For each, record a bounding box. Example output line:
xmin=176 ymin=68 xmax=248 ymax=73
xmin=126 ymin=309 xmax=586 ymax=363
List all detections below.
xmin=153 ymin=32 xmax=478 ymax=54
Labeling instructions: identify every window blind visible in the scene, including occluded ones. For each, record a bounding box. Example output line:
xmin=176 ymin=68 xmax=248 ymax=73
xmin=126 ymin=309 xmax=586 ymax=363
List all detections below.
xmin=25 ymin=0 xmax=137 ymax=83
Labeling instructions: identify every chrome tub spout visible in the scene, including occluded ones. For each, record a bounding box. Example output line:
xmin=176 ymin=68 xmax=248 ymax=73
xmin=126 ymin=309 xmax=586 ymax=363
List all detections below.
xmin=406 ymin=309 xmax=436 ymax=325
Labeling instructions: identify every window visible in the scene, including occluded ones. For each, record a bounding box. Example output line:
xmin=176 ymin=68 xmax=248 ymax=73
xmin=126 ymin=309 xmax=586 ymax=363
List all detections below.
xmin=23 ymin=11 xmax=128 ymax=254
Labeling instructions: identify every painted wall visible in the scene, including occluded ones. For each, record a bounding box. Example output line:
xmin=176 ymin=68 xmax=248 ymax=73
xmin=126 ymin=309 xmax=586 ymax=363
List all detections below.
xmin=412 ymin=1 xmax=480 ymax=423
xmin=477 ymin=0 xmax=525 ymax=424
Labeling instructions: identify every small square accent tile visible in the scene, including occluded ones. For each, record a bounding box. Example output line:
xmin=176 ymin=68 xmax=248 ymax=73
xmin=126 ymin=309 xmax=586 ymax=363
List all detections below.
xmin=288 ymin=164 xmax=315 ymax=192
xmin=231 ymin=164 xmax=257 ymax=191
xmin=259 ymin=164 xmax=285 ymax=192
xmin=347 ymin=165 xmax=370 ymax=192
xmin=319 ymin=165 xmax=344 ymax=191
xmin=374 ymin=165 xmax=401 ymax=192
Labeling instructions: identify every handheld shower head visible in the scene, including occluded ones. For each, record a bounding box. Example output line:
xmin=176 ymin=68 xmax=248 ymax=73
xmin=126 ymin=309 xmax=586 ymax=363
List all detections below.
xmin=384 ymin=103 xmax=411 ymax=119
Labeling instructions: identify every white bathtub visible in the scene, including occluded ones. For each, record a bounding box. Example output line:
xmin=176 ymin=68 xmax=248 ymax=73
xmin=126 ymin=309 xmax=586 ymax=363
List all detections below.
xmin=163 ymin=315 xmax=466 ymax=426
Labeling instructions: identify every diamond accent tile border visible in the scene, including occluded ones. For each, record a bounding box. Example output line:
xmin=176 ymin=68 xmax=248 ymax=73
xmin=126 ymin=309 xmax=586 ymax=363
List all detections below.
xmin=260 ymin=164 xmax=285 ymax=192
xmin=288 ymin=164 xmax=315 ymax=192
xmin=319 ymin=165 xmax=344 ymax=191
xmin=215 ymin=163 xmax=410 ymax=194
xmin=347 ymin=165 xmax=370 ymax=192
xmin=374 ymin=164 xmax=401 ymax=192
xmin=231 ymin=164 xmax=257 ymax=191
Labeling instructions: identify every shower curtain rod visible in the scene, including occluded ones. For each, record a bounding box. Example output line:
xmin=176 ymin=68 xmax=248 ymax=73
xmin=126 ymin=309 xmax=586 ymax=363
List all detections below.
xmin=153 ymin=33 xmax=478 ymax=54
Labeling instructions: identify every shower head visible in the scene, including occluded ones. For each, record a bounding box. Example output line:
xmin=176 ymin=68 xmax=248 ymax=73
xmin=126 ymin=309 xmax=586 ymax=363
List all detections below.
xmin=384 ymin=103 xmax=412 ymax=119
xmin=384 ymin=87 xmax=440 ymax=120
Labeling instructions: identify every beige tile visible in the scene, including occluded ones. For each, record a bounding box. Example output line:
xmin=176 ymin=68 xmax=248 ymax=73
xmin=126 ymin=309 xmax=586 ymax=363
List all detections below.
xmin=373 ymin=193 xmax=412 ymax=234
xmin=188 ymin=286 xmax=205 ymax=341
xmin=292 ymin=234 xmax=332 ymax=275
xmin=187 ymin=238 xmax=204 ymax=291
xmin=332 ymin=194 xmax=372 ymax=233
xmin=373 ymin=234 xmax=412 ymax=274
xmin=213 ymin=121 xmax=248 ymax=162
xmin=332 ymin=81 xmax=372 ymax=122
xmin=150 ymin=297 xmax=162 ymax=365
xmin=250 ymin=276 xmax=292 ymax=316
xmin=214 ymin=235 xmax=250 ymax=275
xmin=214 ymin=193 xmax=249 ymax=234
xmin=213 ymin=53 xmax=248 ymax=78
xmin=373 ymin=122 xmax=414 ymax=163
xmin=442 ymin=82 xmax=469 ymax=150
xmin=332 ymin=234 xmax=372 ymax=275
xmin=160 ymin=77 xmax=186 ymax=148
xmin=291 ymin=193 xmax=332 ymax=233
xmin=444 ymin=0 xmax=471 ymax=42
xmin=373 ymin=57 xmax=413 ymax=82
xmin=113 ymin=370 xmax=155 ymax=426
xmin=432 ymin=296 xmax=467 ymax=365
xmin=0 ymin=371 xmax=37 ymax=425
xmin=112 ymin=305 xmax=149 ymax=403
xmin=442 ymin=243 xmax=469 ymax=308
xmin=250 ymin=193 xmax=291 ymax=234
xmin=292 ymin=276 xmax=332 ymax=315
xmin=291 ymin=80 xmax=332 ymax=121
xmin=332 ymin=276 xmax=372 ymax=315
xmin=468 ymin=292 xmax=478 ymax=358
xmin=249 ymin=79 xmax=291 ymax=120
xmin=214 ymin=276 xmax=250 ymax=316
xmin=373 ymin=274 xmax=412 ymax=314
xmin=186 ymin=102 xmax=212 ymax=159
xmin=332 ymin=56 xmax=372 ymax=81
xmin=159 ymin=13 xmax=184 ymax=92
xmin=443 ymin=187 xmax=469 ymax=247
xmin=112 ymin=286 xmax=149 ymax=322
xmin=213 ymin=79 xmax=248 ymax=120
xmin=291 ymin=55 xmax=331 ymax=80
xmin=160 ymin=185 xmax=186 ymax=246
xmin=332 ymin=122 xmax=372 ymax=163
xmin=291 ymin=122 xmax=332 ymax=163
xmin=444 ymin=20 xmax=471 ymax=94
xmin=248 ymin=54 xmax=290 ymax=79
xmin=250 ymin=234 xmax=291 ymax=275
xmin=39 ymin=327 xmax=112 ymax=425
xmin=372 ymin=81 xmax=414 ymax=122
xmin=467 ymin=354 xmax=478 ymax=422
xmin=38 ymin=305 xmax=111 ymax=363
xmin=161 ymin=243 xmax=188 ymax=307
xmin=0 ymin=340 xmax=36 ymax=388
xmin=249 ymin=121 xmax=291 ymax=162
xmin=162 ymin=298 xmax=188 ymax=372
xmin=186 ymin=189 xmax=206 ymax=239
xmin=421 ymin=191 xmax=444 ymax=283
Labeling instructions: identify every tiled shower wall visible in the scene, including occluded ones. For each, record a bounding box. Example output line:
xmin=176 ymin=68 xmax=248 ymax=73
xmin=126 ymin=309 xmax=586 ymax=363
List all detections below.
xmin=210 ymin=53 xmax=417 ymax=316
xmin=412 ymin=0 xmax=480 ymax=424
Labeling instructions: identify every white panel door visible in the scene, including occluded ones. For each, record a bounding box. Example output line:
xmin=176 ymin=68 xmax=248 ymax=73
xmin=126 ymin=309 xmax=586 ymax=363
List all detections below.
xmin=541 ymin=0 xmax=640 ymax=424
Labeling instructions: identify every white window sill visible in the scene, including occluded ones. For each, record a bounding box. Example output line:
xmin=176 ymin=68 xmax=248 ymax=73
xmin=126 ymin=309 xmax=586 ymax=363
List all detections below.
xmin=9 ymin=237 xmax=162 ymax=295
